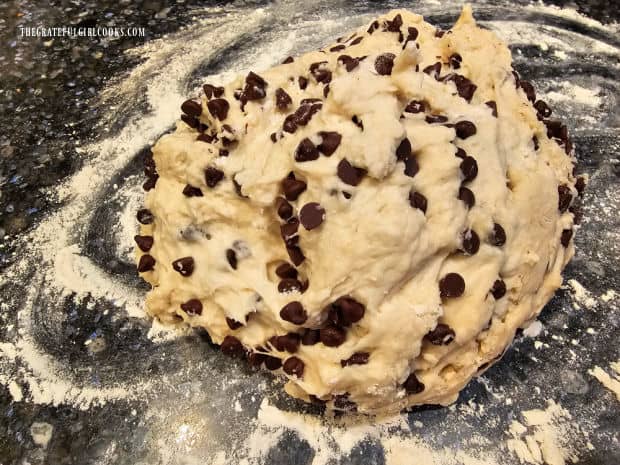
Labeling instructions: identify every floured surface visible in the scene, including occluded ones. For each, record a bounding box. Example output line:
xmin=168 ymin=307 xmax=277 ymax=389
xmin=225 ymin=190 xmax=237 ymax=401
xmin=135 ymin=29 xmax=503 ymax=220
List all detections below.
xmin=0 ymin=0 xmax=619 ymax=464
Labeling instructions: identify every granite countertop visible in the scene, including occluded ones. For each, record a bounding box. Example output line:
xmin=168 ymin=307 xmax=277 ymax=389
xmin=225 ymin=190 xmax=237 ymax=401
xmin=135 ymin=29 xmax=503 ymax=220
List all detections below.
xmin=1 ymin=1 xmax=619 ymax=464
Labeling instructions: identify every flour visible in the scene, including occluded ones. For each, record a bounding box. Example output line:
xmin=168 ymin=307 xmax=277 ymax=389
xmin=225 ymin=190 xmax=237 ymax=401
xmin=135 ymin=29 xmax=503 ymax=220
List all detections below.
xmin=588 ymin=360 xmax=620 ymax=401
xmin=30 ymin=422 xmax=54 ymax=449
xmin=566 ymin=279 xmax=597 ymax=309
xmin=522 ymin=320 xmax=544 ymax=338
xmin=543 ymin=83 xmax=602 ymax=107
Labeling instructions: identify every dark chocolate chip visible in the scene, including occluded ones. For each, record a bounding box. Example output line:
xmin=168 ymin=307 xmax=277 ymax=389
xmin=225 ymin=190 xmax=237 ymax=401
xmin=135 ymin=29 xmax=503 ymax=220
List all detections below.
xmin=134 ymin=235 xmax=154 ymax=252
xmin=205 ymin=167 xmax=225 ymax=188
xmin=278 ymin=278 xmax=302 ymax=293
xmin=283 ymin=356 xmax=305 ymax=378
xmin=424 ymin=323 xmax=455 ymax=345
xmin=318 ymin=131 xmax=342 ymax=156
xmin=181 ymin=99 xmax=202 ymax=118
xmin=295 ymin=138 xmax=320 ymax=162
xmin=226 ymin=317 xmax=243 ymax=330
xmin=404 ymin=100 xmax=425 ymax=113
xmin=462 ymin=229 xmax=480 ymax=255
xmin=181 ymin=299 xmax=203 ymax=316
xmin=282 ymin=176 xmax=307 ymax=201
xmin=490 ymin=279 xmax=506 ymax=299
xmin=142 ymin=174 xmax=158 ymax=191
xmin=575 ymin=176 xmax=586 ymax=196
xmin=534 ymin=100 xmax=551 ymax=118
xmin=403 ymin=373 xmax=425 ymax=394
xmin=276 ymin=263 xmax=298 ymax=279
xmin=207 ymin=98 xmax=229 ymax=120
xmin=455 ymin=148 xmax=467 ymax=159
xmin=277 ymin=333 xmax=302 ymax=353
xmin=342 ymin=191 xmax=352 ymax=199
xmin=367 ymin=20 xmax=380 ymax=34
xmin=172 ymin=257 xmax=195 ymax=276
xmin=442 ymin=74 xmax=477 ymax=102
xmin=489 ymin=223 xmax=506 ymax=247
xmin=337 ymin=55 xmax=360 ymax=72
xmin=264 ymin=356 xmax=282 ymax=370
xmin=137 ymin=254 xmax=156 ymax=272
xmin=282 ymin=56 xmax=294 ymax=64
xmin=221 ymin=335 xmax=244 ymax=357
xmin=403 ymin=156 xmax=419 ymax=178
xmin=519 ymin=80 xmax=536 ymax=102
xmin=242 ymin=71 xmax=268 ymax=101
xmin=287 ymin=245 xmax=305 ymax=266
xmin=323 ymin=84 xmax=330 ymax=98
xmin=330 ymin=44 xmax=346 ymax=52
xmin=197 ymin=133 xmax=215 ymax=143
xmin=183 ymin=184 xmax=203 ymax=197
xmin=386 ymin=13 xmax=403 ymax=32
xmin=276 ymin=197 xmax=294 ymax=220
xmin=137 ymin=208 xmax=154 ymax=225
xmin=320 ymin=325 xmax=347 ymax=347
xmin=181 ymin=114 xmax=199 ymax=128
xmin=460 ymin=156 xmax=478 ymax=182
xmin=275 ymin=88 xmax=292 ymax=110
xmin=485 ymin=100 xmax=498 ymax=117
xmin=396 ymin=138 xmax=412 ymax=160
xmin=352 ymin=115 xmax=364 ymax=130
xmin=334 ymin=296 xmax=365 ymax=326
xmin=533 ymin=136 xmax=540 ymax=151
xmin=375 ymin=53 xmax=396 ymax=75
xmin=439 ymin=272 xmax=465 ymax=298
xmin=280 ymin=302 xmax=307 ymax=325
xmin=299 ymin=202 xmax=325 ymax=230
xmin=341 ymin=352 xmax=370 ymax=367
xmin=203 ymin=84 xmax=224 ymax=98
xmin=280 ymin=218 xmax=299 ymax=244
xmin=225 ymin=249 xmax=237 ymax=270
xmin=423 ymin=62 xmax=442 ymax=78
xmin=409 ymin=191 xmax=427 ymax=213
xmin=458 ymin=186 xmax=475 ymax=208
xmin=283 ymin=114 xmax=298 ymax=133
xmin=454 ymin=121 xmax=477 ymax=139
xmin=407 ymin=27 xmax=418 ymax=40
xmin=247 ymin=352 xmax=266 ymax=367
xmin=337 ymin=159 xmax=366 ymax=186
xmin=449 ymin=53 xmax=462 ymax=69
xmin=298 ymin=76 xmax=308 ymax=90
xmin=350 ymin=36 xmax=363 ymax=46
xmin=301 ymin=329 xmax=320 ymax=346
xmin=435 ymin=29 xmax=445 ymax=38
xmin=270 ymin=132 xmax=278 ymax=143
xmin=310 ymin=61 xmax=332 ymax=84
xmin=558 ymin=184 xmax=572 ymax=213
xmin=425 ymin=114 xmax=448 ymax=124
xmin=561 ymin=229 xmax=573 ymax=247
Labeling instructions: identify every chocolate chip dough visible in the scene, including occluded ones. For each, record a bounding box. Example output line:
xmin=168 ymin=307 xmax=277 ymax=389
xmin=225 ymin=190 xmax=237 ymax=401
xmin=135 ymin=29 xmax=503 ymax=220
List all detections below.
xmin=135 ymin=6 xmax=584 ymax=413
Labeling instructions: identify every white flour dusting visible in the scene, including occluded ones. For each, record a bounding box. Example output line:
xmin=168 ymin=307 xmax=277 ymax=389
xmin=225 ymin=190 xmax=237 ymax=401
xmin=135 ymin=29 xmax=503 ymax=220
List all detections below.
xmin=566 ymin=279 xmax=597 ymax=309
xmin=588 ymin=360 xmax=620 ymax=401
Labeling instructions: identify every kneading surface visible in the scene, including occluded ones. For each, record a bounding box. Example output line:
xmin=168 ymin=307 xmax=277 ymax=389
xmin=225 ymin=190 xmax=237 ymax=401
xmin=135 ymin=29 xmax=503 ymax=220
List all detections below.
xmin=136 ymin=6 xmax=580 ymax=413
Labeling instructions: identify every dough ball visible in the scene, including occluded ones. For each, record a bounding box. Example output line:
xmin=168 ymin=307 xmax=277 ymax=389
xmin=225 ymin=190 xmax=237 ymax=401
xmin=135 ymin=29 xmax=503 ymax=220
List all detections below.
xmin=136 ymin=6 xmax=581 ymax=413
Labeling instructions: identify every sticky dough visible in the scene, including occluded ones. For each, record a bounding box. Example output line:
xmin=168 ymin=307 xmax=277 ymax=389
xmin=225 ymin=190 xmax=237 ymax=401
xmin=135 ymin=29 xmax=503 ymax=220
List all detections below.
xmin=136 ymin=6 xmax=581 ymax=413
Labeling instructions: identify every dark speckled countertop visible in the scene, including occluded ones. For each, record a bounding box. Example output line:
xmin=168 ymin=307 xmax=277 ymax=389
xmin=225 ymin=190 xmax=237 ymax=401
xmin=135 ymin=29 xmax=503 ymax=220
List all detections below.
xmin=1 ymin=1 xmax=619 ymax=464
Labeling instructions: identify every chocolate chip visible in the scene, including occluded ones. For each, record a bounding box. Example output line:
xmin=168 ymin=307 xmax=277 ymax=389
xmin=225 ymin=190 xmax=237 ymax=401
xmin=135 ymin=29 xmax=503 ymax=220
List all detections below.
xmin=301 ymin=329 xmax=320 ymax=346
xmin=264 ymin=356 xmax=282 ymax=370
xmin=323 ymin=84 xmax=330 ymax=98
xmin=435 ymin=29 xmax=445 ymax=38
xmin=181 ymin=299 xmax=203 ymax=316
xmin=403 ymin=373 xmax=425 ymax=394
xmin=533 ymin=136 xmax=540 ymax=151
xmin=181 ymin=99 xmax=202 ymax=118
xmin=367 ymin=20 xmax=380 ymax=34
xmin=512 ymin=70 xmax=521 ymax=87
xmin=558 ymin=185 xmax=572 ymax=212
xmin=286 ymin=245 xmax=305 ymax=266
xmin=310 ymin=61 xmax=332 ymax=84
xmin=278 ymin=278 xmax=302 ymax=293
xmin=134 ymin=235 xmax=154 ymax=252
xmin=197 ymin=133 xmax=215 ymax=143
xmin=375 ymin=53 xmax=396 ymax=75
xmin=454 ymin=121 xmax=477 ymax=139
xmin=425 ymin=114 xmax=448 ymax=124
xmin=181 ymin=114 xmax=199 ymax=128
xmin=333 ymin=393 xmax=356 ymax=411
xmin=221 ymin=335 xmax=244 ymax=357
xmin=283 ymin=356 xmax=305 ymax=377
xmin=405 ymin=100 xmax=425 ymax=113
xmin=276 ymin=197 xmax=294 ymax=220
xmin=534 ymin=100 xmax=551 ymax=118
xmin=295 ymin=138 xmax=320 ymax=162
xmin=485 ymin=100 xmax=498 ymax=117
xmin=424 ymin=323 xmax=455 ymax=345
xmin=205 ymin=167 xmax=225 ymax=188
xmin=342 ymin=191 xmax=352 ymax=199
xmin=241 ymin=71 xmax=268 ymax=102
xmin=462 ymin=229 xmax=480 ymax=255
xmin=409 ymin=191 xmax=427 ymax=213
xmin=337 ymin=159 xmax=366 ymax=186
xmin=137 ymin=254 xmax=156 ymax=272
xmin=320 ymin=325 xmax=347 ymax=347
xmin=300 ymin=202 xmax=325 ymax=230
xmin=396 ymin=138 xmax=412 ymax=160
xmin=219 ymin=148 xmax=229 ymax=157
xmin=402 ymin=155 xmax=419 ymax=178
xmin=226 ymin=317 xmax=243 ymax=330
xmin=407 ymin=27 xmax=418 ymax=40
xmin=203 ymin=84 xmax=224 ymax=98
xmin=182 ymin=184 xmax=203 ymax=197
xmin=490 ymin=279 xmax=506 ymax=299
xmin=275 ymin=333 xmax=301 ymax=352
xmin=460 ymin=156 xmax=478 ymax=182
xmin=331 ymin=296 xmax=365 ymax=326
xmin=225 ymin=249 xmax=238 ymax=270
xmin=270 ymin=132 xmax=278 ymax=143
xmin=352 ymin=115 xmax=364 ymax=130
xmin=350 ymin=36 xmax=363 ymax=46
xmin=282 ymin=176 xmax=307 ymax=201
xmin=276 ymin=263 xmax=297 ymax=279
xmin=439 ymin=273 xmax=465 ymax=298
xmin=292 ymin=103 xmax=322 ymax=127
xmin=561 ymin=229 xmax=573 ymax=247
xmin=489 ymin=223 xmax=506 ymax=246
xmin=519 ymin=80 xmax=536 ymax=102
xmin=386 ymin=13 xmax=403 ymax=32
xmin=275 ymin=88 xmax=292 ymax=110
xmin=544 ymin=120 xmax=568 ymax=143
xmin=454 ymin=148 xmax=466 ymax=159
xmin=458 ymin=186 xmax=475 ymax=208
xmin=337 ymin=55 xmax=360 ymax=72
xmin=423 ymin=62 xmax=441 ymax=78
xmin=280 ymin=218 xmax=299 ymax=245
xmin=282 ymin=56 xmax=294 ymax=64
xmin=298 ymin=76 xmax=308 ymax=90
xmin=341 ymin=352 xmax=370 ymax=367
xmin=247 ymin=351 xmax=266 ymax=367
xmin=142 ymin=174 xmax=158 ymax=191
xmin=207 ymin=98 xmax=229 ymax=120
xmin=330 ymin=44 xmax=346 ymax=52
xmin=279 ymin=301 xmax=307 ymax=325
xmin=172 ymin=257 xmax=195 ymax=276
xmin=137 ymin=208 xmax=154 ymax=225
xmin=442 ymin=74 xmax=477 ymax=102
xmin=283 ymin=115 xmax=298 ymax=133
xmin=317 ymin=131 xmax=342 ymax=156
xmin=449 ymin=53 xmax=462 ymax=69
xmin=575 ymin=176 xmax=586 ymax=196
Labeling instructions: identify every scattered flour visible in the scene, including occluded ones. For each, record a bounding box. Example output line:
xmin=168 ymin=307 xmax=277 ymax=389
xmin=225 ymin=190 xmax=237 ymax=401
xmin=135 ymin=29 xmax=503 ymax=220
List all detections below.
xmin=522 ymin=320 xmax=544 ymax=338
xmin=566 ymin=279 xmax=597 ymax=309
xmin=588 ymin=360 xmax=620 ymax=402
xmin=600 ymin=289 xmax=617 ymax=303
xmin=543 ymin=83 xmax=602 ymax=107
xmin=30 ymin=422 xmax=54 ymax=448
